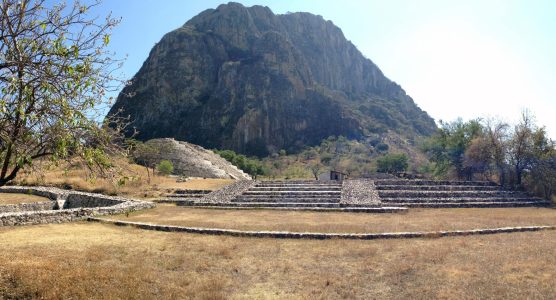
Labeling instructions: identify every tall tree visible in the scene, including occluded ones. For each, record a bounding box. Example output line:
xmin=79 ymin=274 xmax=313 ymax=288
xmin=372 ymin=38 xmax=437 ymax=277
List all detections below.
xmin=0 ymin=0 xmax=125 ymax=185
xmin=508 ymin=111 xmax=535 ymax=186
xmin=483 ymin=119 xmax=509 ymax=186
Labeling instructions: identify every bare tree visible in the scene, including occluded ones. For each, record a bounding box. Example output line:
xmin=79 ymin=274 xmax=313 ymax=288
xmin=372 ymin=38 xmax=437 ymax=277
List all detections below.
xmin=0 ymin=0 xmax=125 ymax=185
xmin=508 ymin=111 xmax=535 ymax=187
xmin=483 ymin=118 xmax=509 ymax=185
xmin=308 ymin=160 xmax=323 ymax=180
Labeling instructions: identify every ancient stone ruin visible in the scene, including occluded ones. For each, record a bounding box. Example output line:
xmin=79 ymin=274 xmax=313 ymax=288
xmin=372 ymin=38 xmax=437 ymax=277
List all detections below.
xmin=0 ymin=186 xmax=155 ymax=227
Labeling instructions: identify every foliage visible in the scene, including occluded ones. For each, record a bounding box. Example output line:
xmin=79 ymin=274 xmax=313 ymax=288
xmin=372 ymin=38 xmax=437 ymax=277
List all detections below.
xmin=259 ymin=134 xmax=426 ymax=179
xmin=422 ymin=119 xmax=483 ymax=179
xmin=376 ymin=153 xmax=409 ymax=174
xmin=214 ymin=149 xmax=265 ymax=178
xmin=156 ymin=160 xmax=173 ymax=176
xmin=0 ymin=0 xmax=125 ymax=186
xmin=422 ymin=112 xmax=556 ymax=199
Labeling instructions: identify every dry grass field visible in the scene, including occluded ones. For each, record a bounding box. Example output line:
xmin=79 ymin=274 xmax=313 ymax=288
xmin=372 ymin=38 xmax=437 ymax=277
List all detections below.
xmin=13 ymin=160 xmax=233 ymax=199
xmin=114 ymin=205 xmax=556 ymax=233
xmin=0 ymin=193 xmax=49 ymax=205
xmin=0 ymin=222 xmax=555 ymax=299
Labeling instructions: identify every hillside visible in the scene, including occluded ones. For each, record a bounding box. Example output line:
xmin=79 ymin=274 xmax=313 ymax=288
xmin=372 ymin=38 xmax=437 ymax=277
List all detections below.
xmin=108 ymin=2 xmax=436 ymax=156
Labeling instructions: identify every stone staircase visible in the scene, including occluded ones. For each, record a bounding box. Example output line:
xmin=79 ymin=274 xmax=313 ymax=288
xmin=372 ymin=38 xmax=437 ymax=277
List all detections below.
xmin=155 ymin=189 xmax=212 ymax=204
xmin=374 ymin=180 xmax=552 ymax=208
xmin=230 ymin=180 xmax=343 ymax=208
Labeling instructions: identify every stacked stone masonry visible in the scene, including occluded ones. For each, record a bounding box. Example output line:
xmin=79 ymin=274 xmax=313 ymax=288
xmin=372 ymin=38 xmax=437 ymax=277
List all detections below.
xmin=0 ymin=186 xmax=155 ymax=227
xmin=374 ymin=179 xmax=552 ymax=208
xmin=182 ymin=180 xmax=398 ymax=212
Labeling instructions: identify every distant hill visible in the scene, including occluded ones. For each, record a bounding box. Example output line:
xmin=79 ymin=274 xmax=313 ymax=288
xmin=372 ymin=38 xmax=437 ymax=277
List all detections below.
xmin=108 ymin=2 xmax=436 ymax=156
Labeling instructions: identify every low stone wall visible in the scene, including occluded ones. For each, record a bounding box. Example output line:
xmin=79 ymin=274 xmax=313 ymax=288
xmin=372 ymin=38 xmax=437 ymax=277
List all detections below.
xmin=89 ymin=218 xmax=556 ymax=240
xmin=0 ymin=186 xmax=63 ymax=200
xmin=0 ymin=201 xmax=56 ymax=214
xmin=64 ymin=192 xmax=125 ymax=208
xmin=0 ymin=186 xmax=155 ymax=227
xmin=340 ymin=179 xmax=381 ymax=206
xmin=199 ymin=180 xmax=257 ymax=203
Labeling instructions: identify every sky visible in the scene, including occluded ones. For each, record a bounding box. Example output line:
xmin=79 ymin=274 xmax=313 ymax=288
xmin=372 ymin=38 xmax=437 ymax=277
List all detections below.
xmin=92 ymin=0 xmax=556 ymax=138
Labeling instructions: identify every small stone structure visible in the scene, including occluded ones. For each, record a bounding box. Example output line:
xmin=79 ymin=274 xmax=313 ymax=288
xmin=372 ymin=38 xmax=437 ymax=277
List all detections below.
xmin=0 ymin=186 xmax=155 ymax=227
xmin=318 ymin=170 xmax=348 ymax=181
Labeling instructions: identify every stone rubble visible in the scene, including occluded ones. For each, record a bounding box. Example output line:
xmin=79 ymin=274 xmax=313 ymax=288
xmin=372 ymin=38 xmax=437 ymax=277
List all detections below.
xmin=340 ymin=179 xmax=381 ymax=206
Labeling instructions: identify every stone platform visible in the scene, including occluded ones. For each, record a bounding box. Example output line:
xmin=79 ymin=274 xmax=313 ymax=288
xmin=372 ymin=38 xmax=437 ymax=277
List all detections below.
xmin=177 ymin=179 xmax=552 ymax=210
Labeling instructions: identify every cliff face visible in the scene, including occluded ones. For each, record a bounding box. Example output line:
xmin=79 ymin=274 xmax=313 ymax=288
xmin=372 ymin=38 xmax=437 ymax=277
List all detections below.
xmin=108 ymin=2 xmax=436 ymax=156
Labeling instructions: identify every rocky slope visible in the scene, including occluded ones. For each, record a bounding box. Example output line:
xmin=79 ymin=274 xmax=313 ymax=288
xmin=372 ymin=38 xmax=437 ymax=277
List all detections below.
xmin=145 ymin=138 xmax=251 ymax=180
xmin=108 ymin=2 xmax=436 ymax=156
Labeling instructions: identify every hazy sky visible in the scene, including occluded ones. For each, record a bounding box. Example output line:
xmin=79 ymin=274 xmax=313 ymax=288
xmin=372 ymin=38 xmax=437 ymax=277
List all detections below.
xmin=95 ymin=0 xmax=556 ymax=138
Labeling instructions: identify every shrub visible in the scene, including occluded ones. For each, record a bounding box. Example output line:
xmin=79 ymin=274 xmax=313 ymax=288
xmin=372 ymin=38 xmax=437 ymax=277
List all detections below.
xmin=157 ymin=160 xmax=174 ymax=176
xmin=376 ymin=154 xmax=409 ymax=174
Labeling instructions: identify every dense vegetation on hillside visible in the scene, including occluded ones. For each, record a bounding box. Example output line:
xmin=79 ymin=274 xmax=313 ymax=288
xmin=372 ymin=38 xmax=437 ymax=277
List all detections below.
xmin=215 ymin=134 xmax=426 ymax=179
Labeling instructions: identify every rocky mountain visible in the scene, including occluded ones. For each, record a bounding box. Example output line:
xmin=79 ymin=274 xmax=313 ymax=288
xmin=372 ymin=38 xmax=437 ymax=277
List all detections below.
xmin=108 ymin=2 xmax=436 ymax=156
xmin=145 ymin=138 xmax=251 ymax=180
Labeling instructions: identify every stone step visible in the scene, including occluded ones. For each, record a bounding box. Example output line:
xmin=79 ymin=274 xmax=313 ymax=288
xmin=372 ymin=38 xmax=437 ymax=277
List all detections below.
xmin=380 ymin=197 xmax=542 ymax=203
xmin=176 ymin=203 xmax=406 ymax=213
xmin=259 ymin=180 xmax=340 ymax=184
xmin=239 ymin=194 xmax=340 ymax=200
xmin=375 ymin=185 xmax=500 ymax=191
xmin=255 ymin=183 xmax=342 ymax=187
xmin=250 ymin=186 xmax=342 ymax=191
xmin=377 ymin=190 xmax=528 ymax=198
xmin=165 ymin=194 xmax=205 ymax=198
xmin=153 ymin=199 xmax=195 ymax=204
xmin=174 ymin=189 xmax=212 ymax=195
xmin=191 ymin=202 xmax=343 ymax=208
xmin=243 ymin=191 xmax=341 ymax=196
xmin=383 ymin=201 xmax=551 ymax=208
xmin=233 ymin=197 xmax=341 ymax=203
xmin=374 ymin=180 xmax=497 ymax=186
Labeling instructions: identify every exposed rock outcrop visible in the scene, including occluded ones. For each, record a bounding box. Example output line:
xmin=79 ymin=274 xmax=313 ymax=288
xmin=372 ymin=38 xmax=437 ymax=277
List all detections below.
xmin=146 ymin=138 xmax=252 ymax=180
xmin=108 ymin=2 xmax=436 ymax=156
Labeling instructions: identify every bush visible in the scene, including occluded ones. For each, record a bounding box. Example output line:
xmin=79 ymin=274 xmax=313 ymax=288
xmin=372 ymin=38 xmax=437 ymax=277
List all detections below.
xmin=375 ymin=143 xmax=389 ymax=153
xmin=376 ymin=154 xmax=409 ymax=174
xmin=156 ymin=160 xmax=174 ymax=176
xmin=214 ymin=149 xmax=266 ymax=178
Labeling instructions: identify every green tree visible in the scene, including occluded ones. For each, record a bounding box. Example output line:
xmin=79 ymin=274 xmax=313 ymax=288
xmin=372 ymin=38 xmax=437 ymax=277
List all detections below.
xmin=527 ymin=127 xmax=556 ymax=199
xmin=156 ymin=160 xmax=173 ymax=176
xmin=214 ymin=149 xmax=266 ymax=178
xmin=376 ymin=153 xmax=409 ymax=174
xmin=0 ymin=0 xmax=124 ymax=185
xmin=423 ymin=119 xmax=483 ymax=179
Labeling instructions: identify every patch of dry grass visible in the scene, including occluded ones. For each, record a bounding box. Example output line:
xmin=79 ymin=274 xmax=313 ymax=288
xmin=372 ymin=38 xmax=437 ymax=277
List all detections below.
xmin=0 ymin=223 xmax=555 ymax=299
xmin=14 ymin=160 xmax=233 ymax=199
xmin=0 ymin=193 xmax=49 ymax=205
xmin=114 ymin=206 xmax=556 ymax=233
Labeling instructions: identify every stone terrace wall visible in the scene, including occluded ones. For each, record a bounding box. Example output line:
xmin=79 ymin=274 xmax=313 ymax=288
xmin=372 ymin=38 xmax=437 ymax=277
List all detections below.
xmin=0 ymin=201 xmax=56 ymax=214
xmin=199 ymin=180 xmax=257 ymax=203
xmin=0 ymin=186 xmax=155 ymax=227
xmin=64 ymin=192 xmax=125 ymax=208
